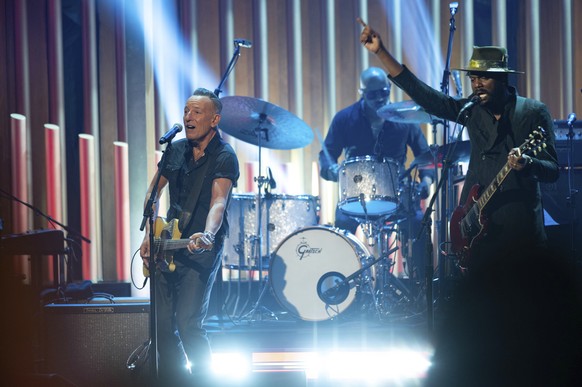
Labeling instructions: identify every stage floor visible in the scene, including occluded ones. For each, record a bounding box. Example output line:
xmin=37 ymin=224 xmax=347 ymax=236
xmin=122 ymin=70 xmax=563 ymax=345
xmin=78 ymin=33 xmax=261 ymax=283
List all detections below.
xmin=202 ymin=281 xmax=434 ymax=386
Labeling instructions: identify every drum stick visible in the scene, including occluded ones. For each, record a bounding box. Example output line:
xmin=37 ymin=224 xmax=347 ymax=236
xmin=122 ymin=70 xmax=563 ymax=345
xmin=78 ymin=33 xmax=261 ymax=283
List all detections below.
xmin=314 ymin=127 xmax=335 ymax=166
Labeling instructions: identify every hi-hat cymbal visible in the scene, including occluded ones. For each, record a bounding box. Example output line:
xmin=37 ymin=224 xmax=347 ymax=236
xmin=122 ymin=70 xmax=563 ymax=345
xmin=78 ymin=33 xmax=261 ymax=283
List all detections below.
xmin=377 ymin=100 xmax=438 ymax=124
xmin=219 ymin=96 xmax=314 ymax=150
xmin=411 ymin=141 xmax=471 ymax=168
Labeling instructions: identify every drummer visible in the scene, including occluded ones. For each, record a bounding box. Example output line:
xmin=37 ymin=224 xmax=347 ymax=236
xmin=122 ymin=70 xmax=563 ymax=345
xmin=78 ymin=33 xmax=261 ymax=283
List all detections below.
xmin=318 ymin=67 xmax=434 ymax=280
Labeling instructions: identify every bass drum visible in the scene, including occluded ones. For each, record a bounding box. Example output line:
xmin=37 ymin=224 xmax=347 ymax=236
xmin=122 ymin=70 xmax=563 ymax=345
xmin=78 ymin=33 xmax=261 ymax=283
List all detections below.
xmin=269 ymin=226 xmax=372 ymax=322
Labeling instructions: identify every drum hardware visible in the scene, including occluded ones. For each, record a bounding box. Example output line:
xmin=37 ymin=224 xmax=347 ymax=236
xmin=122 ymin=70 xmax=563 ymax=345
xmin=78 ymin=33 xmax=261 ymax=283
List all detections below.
xmin=406 ymin=141 xmax=470 ymax=171
xmin=317 ymin=249 xmax=396 ymax=306
xmin=219 ymin=96 xmax=315 ymax=321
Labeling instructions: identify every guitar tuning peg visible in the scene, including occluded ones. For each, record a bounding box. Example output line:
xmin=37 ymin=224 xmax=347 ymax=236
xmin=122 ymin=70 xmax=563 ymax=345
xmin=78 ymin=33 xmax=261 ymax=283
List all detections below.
xmin=542 ymin=143 xmax=547 ymax=148
xmin=533 ymin=150 xmax=538 ymax=156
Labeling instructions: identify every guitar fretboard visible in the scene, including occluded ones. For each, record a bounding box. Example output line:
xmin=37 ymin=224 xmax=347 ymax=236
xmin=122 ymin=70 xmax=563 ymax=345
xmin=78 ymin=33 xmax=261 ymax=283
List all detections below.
xmin=476 ymin=162 xmax=513 ymax=211
xmin=154 ymin=238 xmax=190 ymax=252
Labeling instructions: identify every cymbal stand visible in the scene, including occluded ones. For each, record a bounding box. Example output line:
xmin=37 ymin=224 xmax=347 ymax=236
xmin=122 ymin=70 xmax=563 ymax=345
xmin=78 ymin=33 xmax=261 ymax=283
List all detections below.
xmin=241 ymin=115 xmax=275 ymax=321
xmin=565 ymin=115 xmax=579 ymax=262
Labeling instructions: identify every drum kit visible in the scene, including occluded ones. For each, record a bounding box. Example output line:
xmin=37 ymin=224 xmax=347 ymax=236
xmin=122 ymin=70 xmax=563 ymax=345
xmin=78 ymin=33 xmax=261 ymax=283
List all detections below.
xmin=218 ymin=96 xmax=470 ymax=323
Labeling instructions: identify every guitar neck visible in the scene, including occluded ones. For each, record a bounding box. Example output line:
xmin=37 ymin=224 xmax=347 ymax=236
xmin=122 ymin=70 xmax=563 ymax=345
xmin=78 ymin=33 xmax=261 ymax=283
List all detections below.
xmin=476 ymin=162 xmax=513 ymax=211
xmin=154 ymin=238 xmax=190 ymax=252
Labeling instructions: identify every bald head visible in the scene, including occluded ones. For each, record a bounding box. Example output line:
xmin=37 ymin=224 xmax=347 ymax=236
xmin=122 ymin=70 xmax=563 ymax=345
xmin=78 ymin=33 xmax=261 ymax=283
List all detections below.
xmin=360 ymin=67 xmax=389 ymax=90
xmin=360 ymin=67 xmax=391 ymax=111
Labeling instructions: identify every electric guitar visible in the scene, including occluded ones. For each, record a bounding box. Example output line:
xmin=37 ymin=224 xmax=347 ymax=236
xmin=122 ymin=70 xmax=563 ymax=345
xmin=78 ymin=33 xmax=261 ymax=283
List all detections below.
xmin=449 ymin=128 xmax=547 ymax=268
xmin=143 ymin=217 xmax=192 ymax=277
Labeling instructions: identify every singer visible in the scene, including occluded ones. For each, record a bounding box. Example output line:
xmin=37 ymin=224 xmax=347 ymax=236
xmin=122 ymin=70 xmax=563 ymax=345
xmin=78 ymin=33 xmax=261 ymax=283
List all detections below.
xmin=139 ymin=88 xmax=239 ymax=384
xmin=359 ymin=17 xmax=565 ymax=387
xmin=358 ymin=18 xmax=559 ymax=270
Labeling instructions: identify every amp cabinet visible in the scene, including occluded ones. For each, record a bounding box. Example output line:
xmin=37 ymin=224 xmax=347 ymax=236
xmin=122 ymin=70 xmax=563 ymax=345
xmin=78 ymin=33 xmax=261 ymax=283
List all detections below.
xmin=42 ymin=299 xmax=150 ymax=386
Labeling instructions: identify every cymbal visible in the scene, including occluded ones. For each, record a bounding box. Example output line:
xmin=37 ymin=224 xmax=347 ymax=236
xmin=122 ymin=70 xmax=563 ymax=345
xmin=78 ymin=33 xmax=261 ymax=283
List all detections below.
xmin=411 ymin=141 xmax=471 ymax=168
xmin=376 ymin=100 xmax=437 ymax=124
xmin=219 ymin=96 xmax=314 ymax=150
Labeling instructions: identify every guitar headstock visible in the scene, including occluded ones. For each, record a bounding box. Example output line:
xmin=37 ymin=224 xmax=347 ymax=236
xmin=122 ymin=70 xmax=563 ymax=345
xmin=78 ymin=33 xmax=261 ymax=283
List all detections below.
xmin=521 ymin=126 xmax=547 ymax=156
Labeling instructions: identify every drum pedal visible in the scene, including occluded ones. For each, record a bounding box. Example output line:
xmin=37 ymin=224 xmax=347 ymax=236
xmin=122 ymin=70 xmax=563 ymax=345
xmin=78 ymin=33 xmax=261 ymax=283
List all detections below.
xmin=383 ymin=273 xmax=412 ymax=304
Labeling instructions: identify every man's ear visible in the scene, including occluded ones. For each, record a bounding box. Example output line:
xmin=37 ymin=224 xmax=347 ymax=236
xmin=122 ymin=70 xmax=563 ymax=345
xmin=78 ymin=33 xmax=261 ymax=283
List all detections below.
xmin=212 ymin=113 xmax=221 ymax=127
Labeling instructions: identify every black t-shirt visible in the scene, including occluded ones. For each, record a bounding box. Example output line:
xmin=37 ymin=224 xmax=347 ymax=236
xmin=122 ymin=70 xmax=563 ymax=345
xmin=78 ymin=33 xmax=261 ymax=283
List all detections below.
xmin=158 ymin=132 xmax=239 ymax=240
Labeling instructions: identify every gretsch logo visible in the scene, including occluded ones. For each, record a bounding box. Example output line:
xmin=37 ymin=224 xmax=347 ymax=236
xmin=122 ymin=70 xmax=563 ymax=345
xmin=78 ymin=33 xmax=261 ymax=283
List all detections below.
xmin=296 ymin=237 xmax=322 ymax=260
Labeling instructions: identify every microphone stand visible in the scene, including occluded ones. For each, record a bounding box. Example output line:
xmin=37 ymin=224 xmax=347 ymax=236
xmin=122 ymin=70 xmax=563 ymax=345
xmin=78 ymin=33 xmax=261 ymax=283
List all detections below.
xmin=213 ymin=40 xmax=249 ymax=324
xmin=566 ymin=117 xmax=578 ymax=262
xmin=420 ymin=2 xmax=458 ymax=334
xmin=214 ymin=43 xmax=242 ymax=98
xmin=139 ymin=141 xmax=173 ymax=380
xmin=0 ymin=187 xmax=90 ymax=289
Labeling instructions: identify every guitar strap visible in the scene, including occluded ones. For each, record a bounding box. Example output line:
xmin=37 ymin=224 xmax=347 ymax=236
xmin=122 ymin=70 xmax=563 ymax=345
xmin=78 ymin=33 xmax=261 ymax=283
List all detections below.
xmin=509 ymin=96 xmax=526 ymax=143
xmin=178 ymin=154 xmax=212 ymax=235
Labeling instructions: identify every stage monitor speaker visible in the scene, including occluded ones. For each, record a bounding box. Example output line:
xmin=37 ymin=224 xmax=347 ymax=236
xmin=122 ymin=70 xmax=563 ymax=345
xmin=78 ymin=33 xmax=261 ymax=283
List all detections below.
xmin=42 ymin=301 xmax=150 ymax=387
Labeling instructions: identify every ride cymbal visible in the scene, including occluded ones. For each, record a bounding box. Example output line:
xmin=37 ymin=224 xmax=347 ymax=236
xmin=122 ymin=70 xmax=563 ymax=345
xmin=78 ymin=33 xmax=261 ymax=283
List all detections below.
xmin=377 ymin=100 xmax=439 ymax=124
xmin=219 ymin=96 xmax=313 ymax=149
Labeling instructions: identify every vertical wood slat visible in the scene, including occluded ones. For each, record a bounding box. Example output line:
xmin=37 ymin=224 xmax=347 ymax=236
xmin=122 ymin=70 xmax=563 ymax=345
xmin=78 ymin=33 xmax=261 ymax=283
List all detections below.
xmin=10 ymin=114 xmax=31 ymax=233
xmin=45 ymin=124 xmax=63 ymax=284
xmin=114 ymin=142 xmax=130 ymax=281
xmin=492 ymin=0 xmax=507 ymax=47
xmin=79 ymin=134 xmax=99 ymax=281
xmin=526 ymin=0 xmax=541 ymax=100
xmin=562 ymin=0 xmax=573 ymax=112
xmin=47 ymin=0 xmax=68 ymax=227
xmin=82 ymin=0 xmax=103 ymax=281
xmin=13 ymin=0 xmax=29 ymax=115
xmin=45 ymin=124 xmax=63 ymax=226
xmin=10 ymin=113 xmax=31 ymax=280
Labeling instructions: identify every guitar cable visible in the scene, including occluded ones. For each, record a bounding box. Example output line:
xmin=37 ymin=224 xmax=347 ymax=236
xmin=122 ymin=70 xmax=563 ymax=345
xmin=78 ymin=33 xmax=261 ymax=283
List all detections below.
xmin=130 ymin=248 xmax=149 ymax=290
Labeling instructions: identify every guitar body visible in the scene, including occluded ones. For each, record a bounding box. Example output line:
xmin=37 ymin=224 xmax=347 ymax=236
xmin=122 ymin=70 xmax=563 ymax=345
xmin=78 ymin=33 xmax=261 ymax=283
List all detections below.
xmin=143 ymin=217 xmax=190 ymax=277
xmin=449 ymin=128 xmax=547 ymax=269
xmin=154 ymin=217 xmax=181 ymax=258
xmin=450 ymin=184 xmax=489 ymax=268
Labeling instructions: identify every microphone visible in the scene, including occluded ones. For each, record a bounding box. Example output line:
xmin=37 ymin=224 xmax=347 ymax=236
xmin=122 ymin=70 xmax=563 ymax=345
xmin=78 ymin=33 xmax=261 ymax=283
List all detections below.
xmin=359 ymin=193 xmax=368 ymax=215
xmin=267 ymin=167 xmax=277 ymax=189
xmin=451 ymin=70 xmax=463 ymax=96
xmin=159 ymin=123 xmax=183 ymax=145
xmin=449 ymin=2 xmax=459 ymax=16
xmin=234 ymin=38 xmax=252 ymax=48
xmin=458 ymin=95 xmax=481 ymax=117
xmin=567 ymin=112 xmax=577 ymax=126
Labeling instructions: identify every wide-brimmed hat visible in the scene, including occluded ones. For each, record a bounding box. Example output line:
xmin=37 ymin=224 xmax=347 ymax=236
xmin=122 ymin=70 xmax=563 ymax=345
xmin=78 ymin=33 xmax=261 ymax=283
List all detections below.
xmin=454 ymin=46 xmax=523 ymax=74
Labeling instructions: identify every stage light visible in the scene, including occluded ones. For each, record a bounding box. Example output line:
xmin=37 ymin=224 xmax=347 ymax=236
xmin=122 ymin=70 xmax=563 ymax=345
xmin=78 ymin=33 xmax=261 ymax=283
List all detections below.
xmin=211 ymin=352 xmax=252 ymax=380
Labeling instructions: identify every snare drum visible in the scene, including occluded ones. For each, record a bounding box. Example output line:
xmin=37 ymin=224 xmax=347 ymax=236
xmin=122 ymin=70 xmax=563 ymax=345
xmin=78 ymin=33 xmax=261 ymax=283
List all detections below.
xmin=269 ymin=226 xmax=372 ymax=321
xmin=338 ymin=156 xmax=400 ymax=217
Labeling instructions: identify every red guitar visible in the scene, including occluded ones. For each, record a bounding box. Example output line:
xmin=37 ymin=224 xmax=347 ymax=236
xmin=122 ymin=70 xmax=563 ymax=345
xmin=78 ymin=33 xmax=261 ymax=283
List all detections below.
xmin=449 ymin=128 xmax=547 ymax=268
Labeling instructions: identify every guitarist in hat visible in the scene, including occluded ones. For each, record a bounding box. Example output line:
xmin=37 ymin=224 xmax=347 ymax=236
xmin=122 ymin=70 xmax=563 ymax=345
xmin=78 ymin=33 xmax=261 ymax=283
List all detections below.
xmin=358 ymin=18 xmax=559 ymax=271
xmin=139 ymin=88 xmax=239 ymax=384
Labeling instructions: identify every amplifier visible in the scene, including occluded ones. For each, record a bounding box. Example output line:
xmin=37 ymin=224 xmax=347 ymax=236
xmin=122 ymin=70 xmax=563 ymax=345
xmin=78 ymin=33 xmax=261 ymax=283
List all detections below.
xmin=42 ymin=301 xmax=150 ymax=387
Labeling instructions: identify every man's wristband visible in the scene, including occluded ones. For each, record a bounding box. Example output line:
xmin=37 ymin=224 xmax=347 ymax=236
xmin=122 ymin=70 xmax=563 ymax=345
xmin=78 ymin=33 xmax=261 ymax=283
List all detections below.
xmin=201 ymin=230 xmax=215 ymax=245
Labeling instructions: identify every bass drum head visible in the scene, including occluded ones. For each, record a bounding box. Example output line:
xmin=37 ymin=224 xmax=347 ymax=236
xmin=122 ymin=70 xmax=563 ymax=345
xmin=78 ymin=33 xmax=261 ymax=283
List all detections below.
xmin=269 ymin=226 xmax=368 ymax=322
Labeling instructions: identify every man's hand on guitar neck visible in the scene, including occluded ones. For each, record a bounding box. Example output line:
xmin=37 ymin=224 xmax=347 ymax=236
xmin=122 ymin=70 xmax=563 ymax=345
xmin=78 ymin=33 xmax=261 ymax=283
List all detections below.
xmin=508 ymin=147 xmax=532 ymax=171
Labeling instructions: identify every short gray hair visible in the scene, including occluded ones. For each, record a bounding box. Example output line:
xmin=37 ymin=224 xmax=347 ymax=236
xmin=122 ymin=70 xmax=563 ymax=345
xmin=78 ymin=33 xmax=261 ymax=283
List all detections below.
xmin=192 ymin=88 xmax=222 ymax=113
